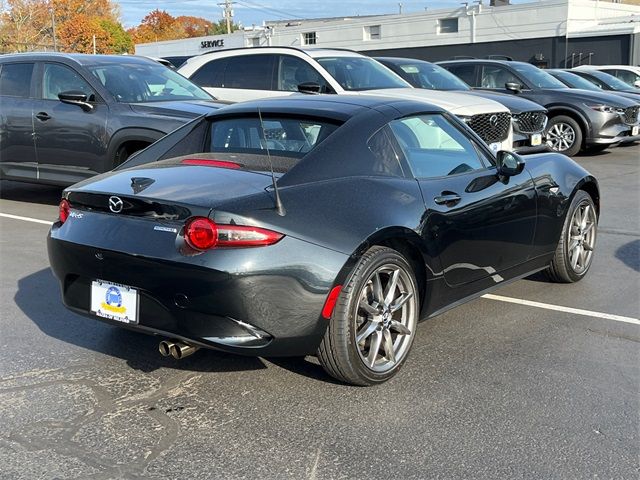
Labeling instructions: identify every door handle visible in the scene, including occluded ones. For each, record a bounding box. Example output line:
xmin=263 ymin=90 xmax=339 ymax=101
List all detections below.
xmin=35 ymin=112 xmax=51 ymax=121
xmin=434 ymin=193 xmax=462 ymax=205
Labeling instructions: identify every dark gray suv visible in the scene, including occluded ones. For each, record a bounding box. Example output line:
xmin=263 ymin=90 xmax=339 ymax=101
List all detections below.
xmin=0 ymin=53 xmax=222 ymax=186
xmin=438 ymin=59 xmax=640 ymax=156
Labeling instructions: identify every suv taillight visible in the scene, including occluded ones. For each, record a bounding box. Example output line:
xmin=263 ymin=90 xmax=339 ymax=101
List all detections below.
xmin=184 ymin=217 xmax=283 ymax=250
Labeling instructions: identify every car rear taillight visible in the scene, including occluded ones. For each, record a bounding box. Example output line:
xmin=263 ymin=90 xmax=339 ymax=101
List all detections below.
xmin=59 ymin=199 xmax=71 ymax=224
xmin=185 ymin=217 xmax=218 ymax=250
xmin=184 ymin=217 xmax=283 ymax=251
xmin=181 ymin=158 xmax=241 ymax=169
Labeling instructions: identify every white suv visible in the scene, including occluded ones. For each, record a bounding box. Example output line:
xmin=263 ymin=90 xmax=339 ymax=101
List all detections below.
xmin=574 ymin=65 xmax=640 ymax=88
xmin=179 ymin=47 xmax=514 ymax=152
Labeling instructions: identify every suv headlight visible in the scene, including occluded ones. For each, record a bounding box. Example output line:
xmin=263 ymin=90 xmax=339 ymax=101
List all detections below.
xmin=587 ymin=104 xmax=618 ymax=114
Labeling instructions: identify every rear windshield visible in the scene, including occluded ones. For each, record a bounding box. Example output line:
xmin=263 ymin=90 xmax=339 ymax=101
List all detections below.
xmin=207 ymin=116 xmax=340 ymax=172
xmin=119 ymin=115 xmax=341 ymax=173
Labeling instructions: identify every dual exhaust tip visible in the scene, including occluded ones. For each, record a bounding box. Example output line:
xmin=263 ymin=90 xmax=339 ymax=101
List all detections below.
xmin=159 ymin=340 xmax=199 ymax=360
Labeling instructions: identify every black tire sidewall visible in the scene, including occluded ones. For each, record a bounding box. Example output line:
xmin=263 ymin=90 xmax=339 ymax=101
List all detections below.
xmin=560 ymin=191 xmax=597 ymax=282
xmin=333 ymin=247 xmax=419 ymax=385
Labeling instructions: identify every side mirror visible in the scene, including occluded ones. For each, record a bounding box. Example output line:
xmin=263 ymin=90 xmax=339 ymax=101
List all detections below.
xmin=634 ymin=80 xmax=640 ymax=88
xmin=505 ymin=82 xmax=522 ymax=93
xmin=58 ymin=90 xmax=94 ymax=112
xmin=496 ymin=150 xmax=525 ymax=177
xmin=297 ymin=82 xmax=323 ymax=95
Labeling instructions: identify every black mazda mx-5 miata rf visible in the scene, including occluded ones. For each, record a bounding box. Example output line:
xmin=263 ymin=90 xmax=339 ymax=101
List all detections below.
xmin=48 ymin=95 xmax=599 ymax=385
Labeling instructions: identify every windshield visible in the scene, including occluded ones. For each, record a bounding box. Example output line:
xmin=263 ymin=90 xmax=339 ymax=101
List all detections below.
xmin=588 ymin=70 xmax=634 ymax=91
xmin=316 ymin=56 xmax=410 ymax=91
xmin=512 ymin=63 xmax=567 ymax=89
xmin=89 ymin=62 xmax=213 ymax=103
xmin=551 ymin=71 xmax=600 ymax=91
xmin=393 ymin=62 xmax=470 ymax=91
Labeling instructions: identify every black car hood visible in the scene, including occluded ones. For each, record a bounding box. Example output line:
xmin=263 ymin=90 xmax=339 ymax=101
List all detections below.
xmin=539 ymin=88 xmax=638 ymax=107
xmin=467 ymin=90 xmax=546 ymax=114
xmin=129 ymin=100 xmax=225 ymax=119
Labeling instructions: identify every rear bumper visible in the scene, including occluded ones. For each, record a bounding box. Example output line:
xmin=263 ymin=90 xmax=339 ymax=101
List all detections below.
xmin=47 ymin=226 xmax=348 ymax=357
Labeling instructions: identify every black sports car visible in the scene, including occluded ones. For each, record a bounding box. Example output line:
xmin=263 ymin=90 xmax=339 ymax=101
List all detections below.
xmin=47 ymin=96 xmax=600 ymax=385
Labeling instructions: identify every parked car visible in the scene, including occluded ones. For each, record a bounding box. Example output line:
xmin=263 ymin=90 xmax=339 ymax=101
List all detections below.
xmin=48 ymin=95 xmax=600 ymax=385
xmin=547 ymin=69 xmax=640 ymax=104
xmin=438 ymin=59 xmax=640 ymax=156
xmin=573 ymin=64 xmax=640 ymax=88
xmin=0 ymin=53 xmax=222 ymax=186
xmin=375 ymin=57 xmax=548 ymax=154
xmin=178 ymin=47 xmax=514 ymax=152
xmin=568 ymin=69 xmax=640 ymax=99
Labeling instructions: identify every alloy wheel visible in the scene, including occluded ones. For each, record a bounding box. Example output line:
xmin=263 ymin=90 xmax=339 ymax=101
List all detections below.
xmin=567 ymin=201 xmax=597 ymax=274
xmin=546 ymin=122 xmax=576 ymax=152
xmin=354 ymin=264 xmax=417 ymax=373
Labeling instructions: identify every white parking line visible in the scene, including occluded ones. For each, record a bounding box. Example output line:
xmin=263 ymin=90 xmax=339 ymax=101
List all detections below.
xmin=482 ymin=294 xmax=640 ymax=325
xmin=1 ymin=210 xmax=638 ymax=326
xmin=0 ymin=212 xmax=53 ymax=226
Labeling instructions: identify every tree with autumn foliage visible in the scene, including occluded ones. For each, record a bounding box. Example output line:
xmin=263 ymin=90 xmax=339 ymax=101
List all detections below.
xmin=0 ymin=0 xmax=133 ymax=53
xmin=128 ymin=9 xmax=239 ymax=45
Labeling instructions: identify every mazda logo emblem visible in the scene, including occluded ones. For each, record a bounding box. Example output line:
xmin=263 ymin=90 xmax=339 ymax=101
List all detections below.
xmin=489 ymin=115 xmax=499 ymax=128
xmin=108 ymin=196 xmax=124 ymax=213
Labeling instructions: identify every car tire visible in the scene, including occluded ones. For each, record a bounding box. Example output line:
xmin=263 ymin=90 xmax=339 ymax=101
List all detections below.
xmin=545 ymin=190 xmax=597 ymax=283
xmin=317 ymin=246 xmax=419 ymax=386
xmin=545 ymin=115 xmax=583 ymax=157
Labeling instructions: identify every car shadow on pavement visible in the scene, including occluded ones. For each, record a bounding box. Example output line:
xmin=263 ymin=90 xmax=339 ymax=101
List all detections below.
xmin=15 ymin=268 xmax=270 ymax=375
xmin=0 ymin=180 xmax=64 ymax=206
xmin=615 ymin=239 xmax=639 ymax=272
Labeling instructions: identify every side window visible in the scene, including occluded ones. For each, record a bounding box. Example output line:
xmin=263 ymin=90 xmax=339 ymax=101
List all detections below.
xmin=480 ymin=65 xmax=520 ymax=89
xmin=191 ymin=58 xmax=227 ymax=88
xmin=0 ymin=63 xmax=34 ymax=98
xmin=446 ymin=64 xmax=477 ymax=86
xmin=276 ymin=55 xmax=327 ymax=92
xmin=367 ymin=127 xmax=405 ymax=177
xmin=611 ymin=69 xmax=639 ymax=86
xmin=42 ymin=63 xmax=94 ymax=100
xmin=388 ymin=114 xmax=485 ymax=178
xmin=223 ymin=54 xmax=275 ymax=90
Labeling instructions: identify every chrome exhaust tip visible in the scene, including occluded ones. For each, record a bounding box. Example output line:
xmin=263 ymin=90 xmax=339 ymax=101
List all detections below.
xmin=169 ymin=342 xmax=199 ymax=360
xmin=158 ymin=340 xmax=175 ymax=357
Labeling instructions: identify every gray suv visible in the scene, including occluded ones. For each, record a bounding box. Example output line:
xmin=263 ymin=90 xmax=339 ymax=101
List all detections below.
xmin=0 ymin=53 xmax=222 ymax=186
xmin=438 ymin=59 xmax=640 ymax=156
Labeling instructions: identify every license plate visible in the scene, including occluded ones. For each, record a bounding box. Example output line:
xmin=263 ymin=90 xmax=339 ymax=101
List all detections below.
xmin=632 ymin=126 xmax=639 ymax=136
xmin=489 ymin=142 xmax=501 ymax=153
xmin=530 ymin=133 xmax=542 ymax=146
xmin=90 ymin=280 xmax=139 ymax=324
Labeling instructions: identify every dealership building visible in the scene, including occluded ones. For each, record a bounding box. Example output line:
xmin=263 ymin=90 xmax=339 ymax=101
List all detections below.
xmin=135 ymin=0 xmax=640 ymax=67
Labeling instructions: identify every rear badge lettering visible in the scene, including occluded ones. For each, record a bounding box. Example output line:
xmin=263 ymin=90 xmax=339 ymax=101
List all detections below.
xmin=154 ymin=226 xmax=178 ymax=233
xmin=69 ymin=211 xmax=83 ymax=219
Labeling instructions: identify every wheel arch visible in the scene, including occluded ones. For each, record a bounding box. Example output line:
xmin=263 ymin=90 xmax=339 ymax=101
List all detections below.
xmin=546 ymin=106 xmax=592 ymax=145
xmin=574 ymin=176 xmax=600 ymax=218
xmin=342 ymin=227 xmax=432 ymax=312
xmin=105 ymin=127 xmax=166 ymax=170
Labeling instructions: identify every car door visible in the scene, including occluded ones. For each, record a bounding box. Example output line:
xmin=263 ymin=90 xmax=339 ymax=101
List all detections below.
xmin=0 ymin=62 xmax=38 ymax=180
xmin=32 ymin=62 xmax=109 ymax=176
xmin=387 ymin=113 xmax=537 ymax=287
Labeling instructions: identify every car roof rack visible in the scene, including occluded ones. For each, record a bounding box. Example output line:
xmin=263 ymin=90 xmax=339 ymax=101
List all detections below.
xmin=485 ymin=55 xmax=514 ymax=61
xmin=449 ymin=55 xmax=476 ymax=60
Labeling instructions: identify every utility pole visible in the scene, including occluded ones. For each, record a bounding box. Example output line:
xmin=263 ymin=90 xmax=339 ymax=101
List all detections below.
xmin=218 ymin=0 xmax=234 ymax=34
xmin=50 ymin=8 xmax=57 ymax=51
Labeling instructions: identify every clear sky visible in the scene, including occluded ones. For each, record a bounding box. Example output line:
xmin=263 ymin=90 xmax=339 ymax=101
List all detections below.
xmin=115 ymin=0 xmax=532 ymax=28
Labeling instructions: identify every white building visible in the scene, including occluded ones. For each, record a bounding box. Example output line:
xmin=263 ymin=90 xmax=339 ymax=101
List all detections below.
xmin=134 ymin=0 xmax=640 ymax=67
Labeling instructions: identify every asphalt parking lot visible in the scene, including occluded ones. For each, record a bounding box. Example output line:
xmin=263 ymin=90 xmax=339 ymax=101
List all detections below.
xmin=0 ymin=145 xmax=638 ymax=480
